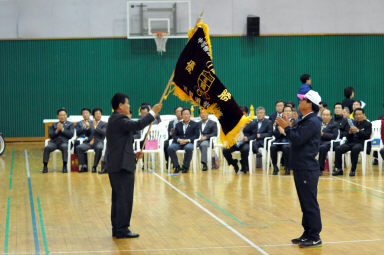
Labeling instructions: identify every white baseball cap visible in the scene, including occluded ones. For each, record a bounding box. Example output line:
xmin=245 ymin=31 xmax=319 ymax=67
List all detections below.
xmin=297 ymin=90 xmax=322 ymax=106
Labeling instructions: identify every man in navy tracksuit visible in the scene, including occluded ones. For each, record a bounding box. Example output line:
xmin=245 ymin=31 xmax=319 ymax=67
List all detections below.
xmin=276 ymin=90 xmax=323 ymax=248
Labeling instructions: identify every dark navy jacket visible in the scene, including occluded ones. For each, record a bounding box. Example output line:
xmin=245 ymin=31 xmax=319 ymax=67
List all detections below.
xmin=285 ymin=112 xmax=321 ymax=171
xmin=173 ymin=120 xmax=200 ymax=143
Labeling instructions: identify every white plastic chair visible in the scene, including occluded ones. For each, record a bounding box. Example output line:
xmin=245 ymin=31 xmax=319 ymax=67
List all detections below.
xmin=327 ymin=130 xmax=341 ymax=172
xmin=248 ymin=136 xmax=273 ymax=175
xmin=140 ymin=125 xmax=167 ymax=172
xmin=44 ymin=130 xmax=76 ymax=171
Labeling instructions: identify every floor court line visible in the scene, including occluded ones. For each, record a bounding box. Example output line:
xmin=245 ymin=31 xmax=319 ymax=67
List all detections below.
xmin=24 ymin=149 xmax=40 ymax=255
xmin=332 ymin=176 xmax=384 ymax=194
xmin=152 ymin=172 xmax=269 ymax=255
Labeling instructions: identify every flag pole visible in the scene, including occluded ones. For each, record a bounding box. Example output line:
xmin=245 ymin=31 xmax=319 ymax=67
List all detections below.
xmin=139 ymin=72 xmax=174 ymax=153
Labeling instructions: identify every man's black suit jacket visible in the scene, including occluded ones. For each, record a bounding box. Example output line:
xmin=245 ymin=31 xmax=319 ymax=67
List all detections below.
xmin=198 ymin=119 xmax=218 ymax=140
xmin=88 ymin=120 xmax=107 ymax=144
xmin=173 ymin=120 xmax=200 ymax=143
xmin=49 ymin=121 xmax=74 ymax=144
xmin=106 ymin=111 xmax=154 ymax=173
xmin=321 ymin=120 xmax=339 ymax=142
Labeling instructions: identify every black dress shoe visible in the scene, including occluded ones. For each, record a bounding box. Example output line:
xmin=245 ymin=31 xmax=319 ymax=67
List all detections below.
xmin=115 ymin=231 xmax=140 ymax=239
xmin=182 ymin=166 xmax=189 ymax=173
xmin=232 ymin=159 xmax=239 ymax=173
xmin=202 ymin=163 xmax=208 ymax=171
xmin=349 ymin=169 xmax=356 ymax=176
xmin=42 ymin=165 xmax=48 ymax=173
xmin=92 ymin=167 xmax=97 ymax=173
xmin=62 ymin=166 xmax=67 ymax=173
xmin=79 ymin=166 xmax=88 ymax=173
xmin=272 ymin=165 xmax=279 ymax=175
xmin=284 ymin=168 xmax=290 ymax=175
xmin=174 ymin=166 xmax=182 ymax=174
xmin=98 ymin=169 xmax=107 ymax=174
xmin=332 ymin=168 xmax=343 ymax=176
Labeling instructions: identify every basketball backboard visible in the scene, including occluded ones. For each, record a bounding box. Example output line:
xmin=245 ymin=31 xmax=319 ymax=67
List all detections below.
xmin=127 ymin=0 xmax=191 ymax=39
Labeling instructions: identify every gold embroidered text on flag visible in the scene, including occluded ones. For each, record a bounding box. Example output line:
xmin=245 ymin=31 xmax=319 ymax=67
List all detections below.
xmin=172 ymin=22 xmax=252 ymax=148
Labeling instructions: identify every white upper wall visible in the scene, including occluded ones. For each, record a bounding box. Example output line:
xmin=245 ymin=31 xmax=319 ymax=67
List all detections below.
xmin=0 ymin=0 xmax=383 ymax=39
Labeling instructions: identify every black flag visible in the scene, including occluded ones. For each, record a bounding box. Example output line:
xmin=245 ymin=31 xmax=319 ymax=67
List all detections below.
xmin=173 ymin=23 xmax=252 ymax=148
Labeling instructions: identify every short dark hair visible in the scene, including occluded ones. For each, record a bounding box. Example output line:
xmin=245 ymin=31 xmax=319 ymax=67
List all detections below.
xmin=111 ymin=93 xmax=129 ymax=110
xmin=57 ymin=108 xmax=67 ymax=115
xmin=283 ymin=105 xmax=292 ymax=112
xmin=354 ymin=108 xmax=365 ymax=115
xmin=291 ymin=108 xmax=298 ymax=113
xmin=181 ymin=108 xmax=191 ymax=114
xmin=344 ymin=86 xmax=355 ymax=98
xmin=334 ymin=102 xmax=342 ymax=108
xmin=174 ymin=106 xmax=183 ymax=112
xmin=92 ymin=108 xmax=102 ymax=115
xmin=319 ymin=101 xmax=328 ymax=108
xmin=353 ymin=100 xmax=362 ymax=106
xmin=275 ymin=100 xmax=285 ymax=106
xmin=300 ymin=74 xmax=311 ymax=84
xmin=140 ymin=105 xmax=150 ymax=112
xmin=81 ymin=108 xmax=91 ymax=114
xmin=307 ymin=99 xmax=320 ymax=112
xmin=239 ymin=106 xmax=249 ymax=114
xmin=285 ymin=101 xmax=295 ymax=108
xmin=322 ymin=108 xmax=332 ymax=115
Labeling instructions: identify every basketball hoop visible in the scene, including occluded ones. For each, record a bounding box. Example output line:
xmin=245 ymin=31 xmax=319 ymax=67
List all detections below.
xmin=153 ymin=32 xmax=168 ymax=54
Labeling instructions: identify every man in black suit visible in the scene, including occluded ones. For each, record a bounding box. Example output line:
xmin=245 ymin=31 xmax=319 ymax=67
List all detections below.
xmin=333 ymin=108 xmax=372 ymax=176
xmin=77 ymin=108 xmax=108 ymax=173
xmin=197 ymin=111 xmax=218 ymax=171
xmin=271 ymin=105 xmax=294 ymax=175
xmin=269 ymin=100 xmax=285 ymax=123
xmin=222 ymin=106 xmax=255 ymax=173
xmin=168 ymin=108 xmax=200 ymax=173
xmin=106 ymin=93 xmax=162 ymax=239
xmin=42 ymin=108 xmax=74 ymax=173
xmin=164 ymin=106 xmax=183 ymax=167
xmin=333 ymin=103 xmax=349 ymax=139
xmin=317 ymin=109 xmax=339 ymax=174
xmin=248 ymin=106 xmax=273 ymax=154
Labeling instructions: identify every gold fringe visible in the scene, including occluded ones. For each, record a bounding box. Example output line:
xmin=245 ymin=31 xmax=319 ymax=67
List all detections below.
xmin=174 ymin=84 xmax=253 ymax=148
xmin=219 ymin=115 xmax=253 ymax=148
xmin=188 ymin=22 xmax=213 ymax=59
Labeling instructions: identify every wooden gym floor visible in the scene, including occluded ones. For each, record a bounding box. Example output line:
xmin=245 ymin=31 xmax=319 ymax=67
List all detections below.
xmin=1 ymin=142 xmax=384 ymax=255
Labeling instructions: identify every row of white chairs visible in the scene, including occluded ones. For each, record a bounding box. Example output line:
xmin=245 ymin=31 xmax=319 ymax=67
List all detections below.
xmin=45 ymin=118 xmax=383 ymax=175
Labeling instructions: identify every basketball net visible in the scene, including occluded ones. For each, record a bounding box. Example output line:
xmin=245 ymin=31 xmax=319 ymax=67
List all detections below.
xmin=153 ymin=32 xmax=168 ymax=54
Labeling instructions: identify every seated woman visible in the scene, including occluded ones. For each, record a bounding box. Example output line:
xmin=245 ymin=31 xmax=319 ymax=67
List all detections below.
xmin=270 ymin=105 xmax=294 ymax=175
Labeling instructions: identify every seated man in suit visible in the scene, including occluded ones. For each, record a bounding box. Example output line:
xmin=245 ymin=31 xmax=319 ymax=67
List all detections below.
xmin=164 ymin=106 xmax=183 ymax=167
xmin=317 ymin=109 xmax=339 ymax=174
xmin=269 ymin=100 xmax=285 ymax=123
xmin=248 ymin=106 xmax=273 ymax=155
xmin=197 ymin=111 xmax=218 ymax=171
xmin=271 ymin=105 xmax=295 ymax=175
xmin=168 ymin=108 xmax=200 ymax=173
xmin=42 ymin=108 xmax=74 ymax=173
xmin=222 ymin=106 xmax=256 ymax=173
xmin=77 ymin=108 xmax=107 ymax=173
xmin=76 ymin=108 xmax=93 ymax=140
xmin=333 ymin=108 xmax=372 ymax=176
xmin=333 ymin=103 xmax=349 ymax=139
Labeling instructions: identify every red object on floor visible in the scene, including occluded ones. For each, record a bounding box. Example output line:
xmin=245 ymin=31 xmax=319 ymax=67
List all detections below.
xmin=324 ymin=158 xmax=329 ymax=172
xmin=71 ymin=154 xmax=79 ymax=172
